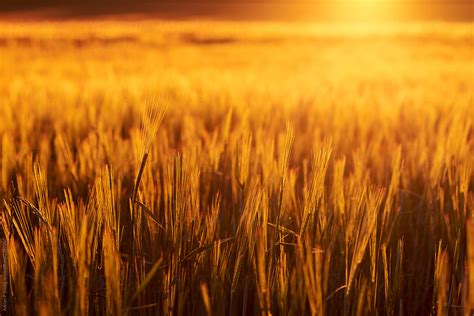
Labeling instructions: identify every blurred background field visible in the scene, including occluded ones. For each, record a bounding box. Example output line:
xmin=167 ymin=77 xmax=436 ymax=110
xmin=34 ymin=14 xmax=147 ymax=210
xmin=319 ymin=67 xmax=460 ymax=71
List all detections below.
xmin=0 ymin=19 xmax=473 ymax=315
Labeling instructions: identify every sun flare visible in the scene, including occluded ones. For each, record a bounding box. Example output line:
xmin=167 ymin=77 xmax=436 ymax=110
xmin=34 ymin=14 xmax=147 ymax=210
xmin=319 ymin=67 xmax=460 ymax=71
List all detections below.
xmin=324 ymin=0 xmax=403 ymax=21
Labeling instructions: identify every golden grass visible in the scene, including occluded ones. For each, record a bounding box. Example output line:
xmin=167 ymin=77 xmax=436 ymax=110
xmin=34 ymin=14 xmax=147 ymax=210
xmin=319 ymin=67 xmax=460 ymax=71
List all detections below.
xmin=0 ymin=19 xmax=473 ymax=315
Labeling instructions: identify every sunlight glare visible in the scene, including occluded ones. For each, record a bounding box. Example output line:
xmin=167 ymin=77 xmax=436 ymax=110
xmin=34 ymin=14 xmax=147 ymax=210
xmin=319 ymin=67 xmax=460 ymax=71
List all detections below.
xmin=325 ymin=0 xmax=403 ymax=22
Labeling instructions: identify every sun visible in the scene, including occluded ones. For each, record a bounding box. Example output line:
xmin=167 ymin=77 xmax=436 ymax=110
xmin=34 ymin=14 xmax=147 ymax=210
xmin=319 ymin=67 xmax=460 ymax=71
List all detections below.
xmin=326 ymin=0 xmax=402 ymax=22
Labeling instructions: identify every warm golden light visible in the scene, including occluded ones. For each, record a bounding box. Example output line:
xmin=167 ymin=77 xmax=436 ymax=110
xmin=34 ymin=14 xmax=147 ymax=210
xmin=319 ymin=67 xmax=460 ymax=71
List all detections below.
xmin=0 ymin=0 xmax=472 ymax=314
xmin=324 ymin=0 xmax=403 ymax=22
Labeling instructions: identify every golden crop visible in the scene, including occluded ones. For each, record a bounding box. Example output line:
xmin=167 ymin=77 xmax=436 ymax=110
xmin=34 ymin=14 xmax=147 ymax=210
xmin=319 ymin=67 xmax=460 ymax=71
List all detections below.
xmin=0 ymin=20 xmax=473 ymax=315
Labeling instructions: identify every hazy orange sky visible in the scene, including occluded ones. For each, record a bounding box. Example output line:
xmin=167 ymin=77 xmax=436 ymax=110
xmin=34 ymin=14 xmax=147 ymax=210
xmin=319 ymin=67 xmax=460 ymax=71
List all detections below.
xmin=1 ymin=0 xmax=473 ymax=21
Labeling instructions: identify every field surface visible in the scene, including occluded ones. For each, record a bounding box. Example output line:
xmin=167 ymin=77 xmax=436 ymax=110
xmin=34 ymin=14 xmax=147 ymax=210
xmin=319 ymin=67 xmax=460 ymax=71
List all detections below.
xmin=0 ymin=20 xmax=473 ymax=315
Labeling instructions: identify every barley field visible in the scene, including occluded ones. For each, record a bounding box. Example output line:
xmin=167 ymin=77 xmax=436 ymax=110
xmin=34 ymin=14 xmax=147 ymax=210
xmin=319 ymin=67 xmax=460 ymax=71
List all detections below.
xmin=0 ymin=20 xmax=473 ymax=315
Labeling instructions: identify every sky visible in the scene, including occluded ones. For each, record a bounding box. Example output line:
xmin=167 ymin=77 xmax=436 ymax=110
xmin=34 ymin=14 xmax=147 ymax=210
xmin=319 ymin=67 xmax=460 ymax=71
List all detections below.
xmin=1 ymin=0 xmax=473 ymax=21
